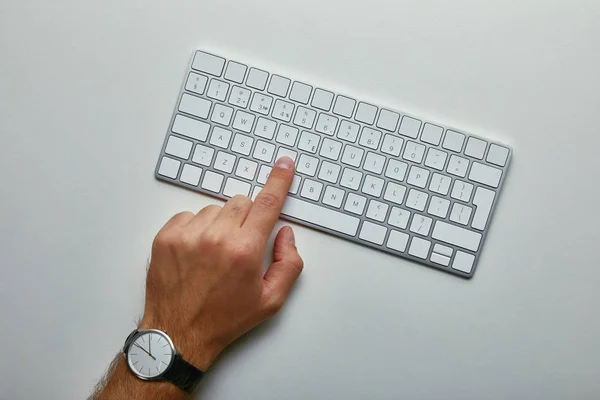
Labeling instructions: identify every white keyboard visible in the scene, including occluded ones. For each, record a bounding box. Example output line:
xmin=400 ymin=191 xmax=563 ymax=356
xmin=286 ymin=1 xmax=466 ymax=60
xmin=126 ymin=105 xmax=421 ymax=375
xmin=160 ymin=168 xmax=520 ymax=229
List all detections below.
xmin=155 ymin=50 xmax=512 ymax=278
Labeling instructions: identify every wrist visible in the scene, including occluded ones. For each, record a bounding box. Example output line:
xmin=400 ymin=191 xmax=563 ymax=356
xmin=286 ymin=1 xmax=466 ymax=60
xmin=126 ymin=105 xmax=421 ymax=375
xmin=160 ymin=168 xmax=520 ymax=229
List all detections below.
xmin=138 ymin=317 xmax=222 ymax=371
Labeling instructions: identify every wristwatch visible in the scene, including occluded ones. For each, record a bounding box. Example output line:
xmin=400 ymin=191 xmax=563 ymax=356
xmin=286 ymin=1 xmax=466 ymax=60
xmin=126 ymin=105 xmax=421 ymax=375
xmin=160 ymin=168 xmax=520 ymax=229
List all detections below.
xmin=122 ymin=329 xmax=204 ymax=393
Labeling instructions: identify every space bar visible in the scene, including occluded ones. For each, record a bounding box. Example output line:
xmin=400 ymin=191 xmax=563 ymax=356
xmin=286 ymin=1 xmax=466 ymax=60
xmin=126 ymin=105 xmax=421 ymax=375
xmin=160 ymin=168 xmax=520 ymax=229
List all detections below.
xmin=281 ymin=196 xmax=360 ymax=236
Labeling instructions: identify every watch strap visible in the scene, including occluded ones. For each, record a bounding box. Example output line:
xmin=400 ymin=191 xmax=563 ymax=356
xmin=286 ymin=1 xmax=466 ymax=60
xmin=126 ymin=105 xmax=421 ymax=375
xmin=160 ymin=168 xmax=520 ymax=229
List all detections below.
xmin=162 ymin=354 xmax=205 ymax=393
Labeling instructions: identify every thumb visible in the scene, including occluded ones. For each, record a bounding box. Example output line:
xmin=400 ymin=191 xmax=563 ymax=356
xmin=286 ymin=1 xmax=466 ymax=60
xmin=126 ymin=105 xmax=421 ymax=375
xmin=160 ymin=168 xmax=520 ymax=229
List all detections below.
xmin=262 ymin=226 xmax=304 ymax=314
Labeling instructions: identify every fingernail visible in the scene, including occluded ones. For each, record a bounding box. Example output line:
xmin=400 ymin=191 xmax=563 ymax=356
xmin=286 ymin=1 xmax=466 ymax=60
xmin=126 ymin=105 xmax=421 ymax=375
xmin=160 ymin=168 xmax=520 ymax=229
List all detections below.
xmin=283 ymin=226 xmax=295 ymax=244
xmin=275 ymin=156 xmax=294 ymax=170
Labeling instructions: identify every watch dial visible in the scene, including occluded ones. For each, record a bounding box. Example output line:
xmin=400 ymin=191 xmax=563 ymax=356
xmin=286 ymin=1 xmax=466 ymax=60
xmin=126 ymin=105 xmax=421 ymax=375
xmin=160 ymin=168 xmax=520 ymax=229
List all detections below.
xmin=127 ymin=331 xmax=174 ymax=379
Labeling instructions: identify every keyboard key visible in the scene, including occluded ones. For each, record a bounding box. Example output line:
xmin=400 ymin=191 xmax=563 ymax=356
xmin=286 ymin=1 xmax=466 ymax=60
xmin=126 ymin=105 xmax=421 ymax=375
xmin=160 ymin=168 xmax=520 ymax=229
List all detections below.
xmin=257 ymin=165 xmax=272 ymax=184
xmin=315 ymin=113 xmax=338 ymax=136
xmin=388 ymin=207 xmax=410 ymax=229
xmin=320 ymin=138 xmax=343 ymax=160
xmin=228 ymin=86 xmax=251 ymax=109
xmin=431 ymin=253 xmax=450 ymax=267
xmin=447 ymin=155 xmax=469 ymax=177
xmin=172 ymin=114 xmax=210 ymax=142
xmin=289 ymin=82 xmax=312 ymax=104
xmin=443 ymin=130 xmax=466 ymax=152
xmin=250 ymin=93 xmax=273 ymax=115
xmin=359 ymin=221 xmax=387 ymax=245
xmin=405 ymin=189 xmax=428 ymax=211
xmin=300 ymin=179 xmax=323 ymax=201
xmin=451 ymin=180 xmax=474 ymax=202
xmin=165 ymin=136 xmax=193 ymax=159
xmin=293 ymin=107 xmax=317 ymax=129
xmin=185 ymin=72 xmax=208 ymax=95
xmin=298 ymin=131 xmax=320 ymax=153
xmin=410 ymin=214 xmax=433 ymax=236
xmin=398 ymin=116 xmax=421 ymax=139
xmin=232 ymin=110 xmax=255 ymax=133
xmin=408 ymin=237 xmax=431 ymax=259
xmin=209 ymin=126 xmax=233 ymax=149
xmin=318 ymin=161 xmax=341 ymax=183
xmin=158 ymin=156 xmax=181 ymax=178
xmin=254 ymin=117 xmax=277 ymax=140
xmin=275 ymin=124 xmax=299 ymax=147
xmin=323 ymin=186 xmax=345 ymax=208
xmin=427 ymin=196 xmax=450 ymax=218
xmin=432 ymin=221 xmax=481 ymax=252
xmin=381 ymin=134 xmax=404 ymax=157
xmin=311 ymin=88 xmax=334 ymax=111
xmin=465 ymin=137 xmax=487 ymax=159
xmin=235 ymin=158 xmax=258 ymax=181
xmin=366 ymin=200 xmax=389 ymax=222
xmin=452 ymin=251 xmax=475 ymax=274
xmin=201 ymin=171 xmax=224 ymax=193
xmin=214 ymin=151 xmax=236 ymax=173
xmin=420 ymin=123 xmax=444 ymax=145
xmin=272 ymin=99 xmax=294 ymax=122
xmin=253 ymin=140 xmax=275 ymax=163
xmin=211 ymin=104 xmax=234 ymax=126
xmin=231 ymin=133 xmax=254 ymax=156
xmin=280 ymin=196 xmax=360 ymax=236
xmin=387 ymin=230 xmax=409 ymax=252
xmin=337 ymin=120 xmax=360 ymax=143
xmin=180 ymin=164 xmax=202 ymax=186
xmin=246 ymin=68 xmax=269 ymax=90
xmin=359 ymin=127 xmax=382 ymax=150
xmin=276 ymin=147 xmax=298 ymax=163
xmin=450 ymin=203 xmax=473 ymax=226
xmin=471 ymin=187 xmax=495 ymax=230
xmin=402 ymin=141 xmax=426 ymax=163
xmin=344 ymin=193 xmax=367 ymax=215
xmin=362 ymin=175 xmax=385 ymax=197
xmin=333 ymin=95 xmax=356 ymax=118
xmin=355 ymin=102 xmax=377 ymax=125
xmin=192 ymin=51 xmax=225 ymax=76
xmin=383 ymin=182 xmax=407 ymax=205
xmin=223 ymin=177 xmax=251 ymax=197
xmin=433 ymin=244 xmax=453 ymax=258
xmin=206 ymin=79 xmax=230 ymax=101
xmin=469 ymin=162 xmax=502 ymax=188
xmin=363 ymin=152 xmax=386 ymax=174
xmin=407 ymin=166 xmax=430 ymax=189
xmin=341 ymin=145 xmax=364 ymax=168
xmin=268 ymin=75 xmax=291 ymax=97
xmin=340 ymin=168 xmax=362 ymax=190
xmin=179 ymin=94 xmax=211 ymax=119
xmin=376 ymin=109 xmax=400 ymax=132
xmin=297 ymin=154 xmax=319 ymax=176
xmin=487 ymin=144 xmax=509 ymax=167
xmin=289 ymin=175 xmax=302 ymax=194
xmin=424 ymin=148 xmax=448 ymax=171
xmin=385 ymin=159 xmax=408 ymax=182
xmin=224 ymin=61 xmax=247 ymax=83
xmin=429 ymin=173 xmax=451 ymax=195
xmin=192 ymin=144 xmax=214 ymax=166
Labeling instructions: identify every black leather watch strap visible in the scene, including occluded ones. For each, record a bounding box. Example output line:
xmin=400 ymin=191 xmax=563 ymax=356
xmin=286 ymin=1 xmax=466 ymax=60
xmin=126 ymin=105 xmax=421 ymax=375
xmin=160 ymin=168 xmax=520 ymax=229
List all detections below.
xmin=162 ymin=354 xmax=205 ymax=393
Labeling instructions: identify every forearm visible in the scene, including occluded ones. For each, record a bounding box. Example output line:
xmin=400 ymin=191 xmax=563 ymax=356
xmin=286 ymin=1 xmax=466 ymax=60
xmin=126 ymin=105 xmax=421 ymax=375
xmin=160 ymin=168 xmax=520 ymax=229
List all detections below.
xmin=92 ymin=356 xmax=189 ymax=400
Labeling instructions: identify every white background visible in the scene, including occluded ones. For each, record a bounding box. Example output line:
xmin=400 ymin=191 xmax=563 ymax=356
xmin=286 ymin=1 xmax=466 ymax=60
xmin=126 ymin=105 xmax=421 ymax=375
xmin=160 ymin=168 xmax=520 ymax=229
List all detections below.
xmin=1 ymin=0 xmax=599 ymax=399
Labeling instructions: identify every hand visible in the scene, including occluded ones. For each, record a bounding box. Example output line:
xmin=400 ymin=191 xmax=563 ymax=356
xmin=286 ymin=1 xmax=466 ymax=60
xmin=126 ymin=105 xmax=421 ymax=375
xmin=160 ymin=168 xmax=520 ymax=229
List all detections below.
xmin=140 ymin=157 xmax=304 ymax=371
xmin=134 ymin=343 xmax=156 ymax=361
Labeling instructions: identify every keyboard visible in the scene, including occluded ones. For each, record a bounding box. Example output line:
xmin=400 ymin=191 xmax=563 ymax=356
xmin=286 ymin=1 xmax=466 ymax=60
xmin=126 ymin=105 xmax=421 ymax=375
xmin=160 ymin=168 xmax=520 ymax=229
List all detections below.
xmin=155 ymin=50 xmax=512 ymax=278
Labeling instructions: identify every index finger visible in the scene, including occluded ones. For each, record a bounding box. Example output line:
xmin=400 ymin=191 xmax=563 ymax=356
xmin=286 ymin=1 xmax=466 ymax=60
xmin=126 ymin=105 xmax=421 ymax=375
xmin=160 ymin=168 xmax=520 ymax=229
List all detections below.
xmin=243 ymin=156 xmax=295 ymax=241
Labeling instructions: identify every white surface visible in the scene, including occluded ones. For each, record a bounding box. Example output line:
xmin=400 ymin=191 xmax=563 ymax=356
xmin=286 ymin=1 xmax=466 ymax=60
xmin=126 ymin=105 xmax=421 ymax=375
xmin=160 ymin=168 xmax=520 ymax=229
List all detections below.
xmin=0 ymin=0 xmax=599 ymax=399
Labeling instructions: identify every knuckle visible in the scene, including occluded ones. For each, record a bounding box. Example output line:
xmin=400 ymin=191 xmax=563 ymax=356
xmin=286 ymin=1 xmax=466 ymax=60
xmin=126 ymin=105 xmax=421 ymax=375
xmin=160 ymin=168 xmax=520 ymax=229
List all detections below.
xmin=255 ymin=191 xmax=281 ymax=211
xmin=202 ymin=204 xmax=222 ymax=214
xmin=200 ymin=231 xmax=225 ymax=249
xmin=152 ymin=230 xmax=182 ymax=252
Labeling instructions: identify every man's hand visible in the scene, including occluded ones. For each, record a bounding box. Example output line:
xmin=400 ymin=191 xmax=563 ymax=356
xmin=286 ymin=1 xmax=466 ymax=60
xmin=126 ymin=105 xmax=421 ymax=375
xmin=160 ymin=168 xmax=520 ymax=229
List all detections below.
xmin=93 ymin=157 xmax=303 ymax=399
xmin=141 ymin=156 xmax=303 ymax=371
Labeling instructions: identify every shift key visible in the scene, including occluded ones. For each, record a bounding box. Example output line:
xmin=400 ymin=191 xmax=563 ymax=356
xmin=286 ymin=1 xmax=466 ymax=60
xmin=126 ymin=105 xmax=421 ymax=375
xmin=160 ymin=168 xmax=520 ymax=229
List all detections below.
xmin=432 ymin=221 xmax=482 ymax=252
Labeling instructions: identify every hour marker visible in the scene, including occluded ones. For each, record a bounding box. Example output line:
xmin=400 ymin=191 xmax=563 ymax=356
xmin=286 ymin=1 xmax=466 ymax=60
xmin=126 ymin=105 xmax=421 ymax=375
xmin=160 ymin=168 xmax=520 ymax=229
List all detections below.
xmin=130 ymin=353 xmax=138 ymax=356
xmin=149 ymin=334 xmax=152 ymax=342
xmin=162 ymin=344 xmax=169 ymax=348
xmin=133 ymin=361 xmax=139 ymax=365
xmin=156 ymin=366 xmax=160 ymax=372
xmin=141 ymin=336 xmax=145 ymax=343
xmin=161 ymin=361 xmax=168 ymax=366
xmin=163 ymin=353 xmax=170 ymax=356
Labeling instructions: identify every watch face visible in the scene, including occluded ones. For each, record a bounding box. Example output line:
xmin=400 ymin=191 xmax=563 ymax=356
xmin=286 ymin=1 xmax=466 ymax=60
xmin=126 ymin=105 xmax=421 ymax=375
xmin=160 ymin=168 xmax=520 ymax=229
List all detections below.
xmin=127 ymin=330 xmax=174 ymax=379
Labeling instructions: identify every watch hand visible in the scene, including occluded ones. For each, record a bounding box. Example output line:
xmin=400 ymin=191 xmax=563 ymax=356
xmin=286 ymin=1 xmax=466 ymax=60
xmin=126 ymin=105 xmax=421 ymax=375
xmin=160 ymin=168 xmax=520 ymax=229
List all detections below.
xmin=134 ymin=342 xmax=156 ymax=361
xmin=149 ymin=334 xmax=152 ymax=356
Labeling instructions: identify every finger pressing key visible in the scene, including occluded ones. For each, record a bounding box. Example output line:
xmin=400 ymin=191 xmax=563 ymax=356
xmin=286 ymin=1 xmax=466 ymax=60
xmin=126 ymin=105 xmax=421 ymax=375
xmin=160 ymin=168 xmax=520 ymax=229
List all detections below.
xmin=244 ymin=157 xmax=295 ymax=241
